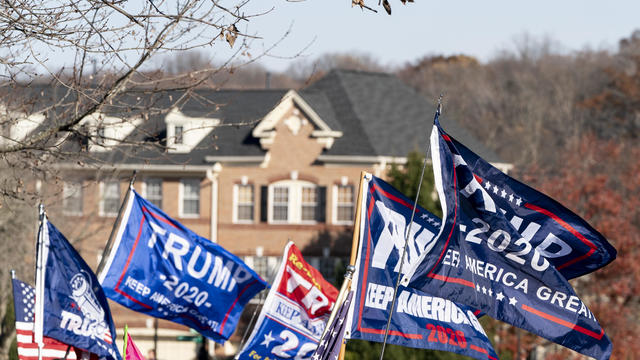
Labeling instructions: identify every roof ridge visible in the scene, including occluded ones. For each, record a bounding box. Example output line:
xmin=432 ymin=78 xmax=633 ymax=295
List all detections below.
xmin=331 ymin=69 xmax=378 ymax=155
xmin=330 ymin=68 xmax=392 ymax=77
xmin=195 ymin=88 xmax=288 ymax=94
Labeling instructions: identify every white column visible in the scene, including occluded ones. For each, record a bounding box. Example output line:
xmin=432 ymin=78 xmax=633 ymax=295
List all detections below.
xmin=207 ymin=163 xmax=222 ymax=243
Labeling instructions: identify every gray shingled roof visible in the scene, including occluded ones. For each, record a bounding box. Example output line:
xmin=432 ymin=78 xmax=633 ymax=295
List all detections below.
xmin=303 ymin=70 xmax=500 ymax=162
xmin=297 ymin=91 xmax=342 ymax=133
xmin=53 ymin=88 xmax=285 ymax=165
xmin=25 ymin=70 xmax=500 ymax=165
xmin=124 ymin=89 xmax=286 ymax=163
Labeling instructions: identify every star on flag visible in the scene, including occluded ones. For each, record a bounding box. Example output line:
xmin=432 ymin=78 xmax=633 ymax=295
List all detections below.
xmin=261 ymin=331 xmax=275 ymax=347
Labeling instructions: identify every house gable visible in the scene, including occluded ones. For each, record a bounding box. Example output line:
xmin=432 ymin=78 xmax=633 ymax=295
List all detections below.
xmin=252 ymin=90 xmax=342 ymax=151
xmin=259 ymin=100 xmax=328 ymax=170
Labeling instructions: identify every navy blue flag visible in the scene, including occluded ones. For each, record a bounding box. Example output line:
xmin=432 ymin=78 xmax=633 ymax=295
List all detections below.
xmin=98 ymin=189 xmax=268 ymax=343
xmin=402 ymin=116 xmax=613 ymax=359
xmin=34 ymin=215 xmax=120 ymax=360
xmin=311 ymin=291 xmax=353 ymax=360
xmin=345 ymin=175 xmax=498 ymax=360
xmin=235 ymin=242 xmax=338 ymax=360
xmin=451 ymin=130 xmax=616 ymax=279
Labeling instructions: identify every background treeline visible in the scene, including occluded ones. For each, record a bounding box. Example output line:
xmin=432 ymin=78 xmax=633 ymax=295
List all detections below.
xmin=171 ymin=30 xmax=640 ymax=172
xmin=3 ymin=28 xmax=639 ymax=360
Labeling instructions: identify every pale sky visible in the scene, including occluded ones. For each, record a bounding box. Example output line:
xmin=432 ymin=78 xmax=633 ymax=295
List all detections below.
xmin=20 ymin=1 xmax=640 ymax=76
xmin=222 ymin=0 xmax=640 ymax=71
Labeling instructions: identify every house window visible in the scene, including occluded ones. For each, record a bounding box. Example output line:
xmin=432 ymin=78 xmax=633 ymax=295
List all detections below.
xmin=319 ymin=257 xmax=336 ymax=280
xmin=145 ymin=178 xmax=162 ymax=209
xmin=335 ymin=185 xmax=354 ymax=224
xmin=74 ymin=124 xmax=89 ymax=151
xmin=244 ymin=255 xmax=278 ymax=287
xmin=96 ymin=126 xmax=106 ymax=146
xmin=301 ymin=186 xmax=318 ymax=221
xmin=101 ymin=180 xmax=120 ymax=216
xmin=268 ymin=180 xmax=325 ymax=224
xmin=63 ymin=181 xmax=83 ymax=215
xmin=252 ymin=256 xmax=269 ymax=279
xmin=234 ymin=184 xmax=254 ymax=222
xmin=272 ymin=186 xmax=289 ymax=221
xmin=181 ymin=179 xmax=200 ymax=217
xmin=174 ymin=125 xmax=184 ymax=144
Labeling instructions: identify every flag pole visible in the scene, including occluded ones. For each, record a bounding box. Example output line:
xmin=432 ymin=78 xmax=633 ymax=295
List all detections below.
xmin=334 ymin=171 xmax=367 ymax=360
xmin=123 ymin=324 xmax=129 ymax=358
xmin=348 ymin=171 xmax=366 ymax=267
xmin=153 ymin=319 xmax=158 ymax=360
xmin=96 ymin=170 xmax=137 ymax=276
xmin=34 ymin=204 xmax=45 ymax=360
xmin=377 ymin=97 xmax=442 ymax=360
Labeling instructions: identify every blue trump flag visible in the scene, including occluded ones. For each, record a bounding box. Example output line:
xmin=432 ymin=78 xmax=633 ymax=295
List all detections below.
xmin=402 ymin=116 xmax=613 ymax=359
xmin=34 ymin=214 xmax=121 ymax=360
xmin=345 ymin=175 xmax=498 ymax=360
xmin=98 ymin=189 xmax=267 ymax=343
xmin=451 ymin=130 xmax=616 ymax=280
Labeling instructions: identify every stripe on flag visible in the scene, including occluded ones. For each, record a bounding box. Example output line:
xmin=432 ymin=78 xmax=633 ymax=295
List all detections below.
xmin=12 ymin=278 xmax=78 ymax=360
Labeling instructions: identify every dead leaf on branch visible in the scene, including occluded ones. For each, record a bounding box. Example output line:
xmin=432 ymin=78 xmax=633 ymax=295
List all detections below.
xmin=225 ymin=24 xmax=239 ymax=48
xmin=351 ymin=0 xmax=378 ymax=13
xmin=382 ymin=0 xmax=391 ymax=14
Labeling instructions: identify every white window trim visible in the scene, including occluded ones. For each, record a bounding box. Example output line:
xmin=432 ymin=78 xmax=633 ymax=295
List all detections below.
xmin=233 ymin=184 xmax=255 ymax=224
xmin=62 ymin=180 xmax=83 ymax=216
xmin=247 ymin=255 xmax=279 ymax=302
xmin=142 ymin=178 xmax=163 ymax=209
xmin=332 ymin=184 xmax=355 ymax=225
xmin=269 ymin=184 xmax=290 ymax=224
xmin=268 ymin=180 xmax=318 ymax=225
xmin=179 ymin=178 xmax=200 ymax=218
xmin=165 ymin=108 xmax=220 ymax=154
xmin=99 ymin=180 xmax=120 ymax=217
xmin=300 ymin=185 xmax=320 ymax=223
xmin=140 ymin=179 xmax=148 ymax=197
xmin=245 ymin=255 xmax=279 ymax=274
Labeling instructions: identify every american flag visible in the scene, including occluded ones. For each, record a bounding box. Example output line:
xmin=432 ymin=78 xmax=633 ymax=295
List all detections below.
xmin=12 ymin=277 xmax=79 ymax=360
xmin=310 ymin=291 xmax=353 ymax=360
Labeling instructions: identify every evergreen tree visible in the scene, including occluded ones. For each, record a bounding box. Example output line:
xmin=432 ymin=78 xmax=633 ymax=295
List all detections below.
xmin=1 ymin=291 xmax=17 ymax=360
xmin=386 ymin=150 xmax=441 ymax=217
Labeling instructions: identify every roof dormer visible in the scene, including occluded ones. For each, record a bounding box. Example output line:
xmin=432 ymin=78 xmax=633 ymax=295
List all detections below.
xmin=0 ymin=105 xmax=45 ymax=148
xmin=165 ymin=107 xmax=220 ymax=153
xmin=252 ymin=90 xmax=342 ymax=150
xmin=79 ymin=112 xmax=142 ymax=152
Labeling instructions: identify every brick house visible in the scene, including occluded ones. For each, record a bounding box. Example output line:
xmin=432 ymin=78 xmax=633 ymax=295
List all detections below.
xmin=15 ymin=70 xmax=508 ymax=358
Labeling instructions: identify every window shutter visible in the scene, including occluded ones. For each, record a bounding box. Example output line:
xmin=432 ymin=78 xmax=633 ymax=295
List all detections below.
xmin=260 ymin=185 xmax=268 ymax=222
xmin=317 ymin=186 xmax=326 ymax=222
